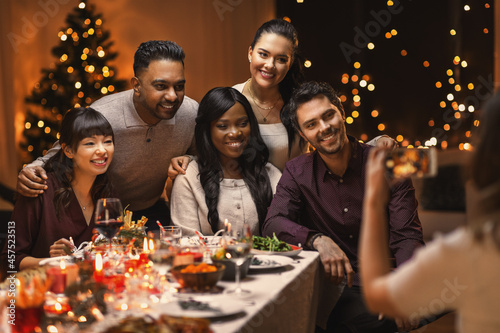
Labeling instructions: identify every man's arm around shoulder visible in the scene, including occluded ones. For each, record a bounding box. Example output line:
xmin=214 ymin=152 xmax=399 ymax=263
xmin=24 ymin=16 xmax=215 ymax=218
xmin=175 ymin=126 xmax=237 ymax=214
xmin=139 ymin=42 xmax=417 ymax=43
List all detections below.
xmin=17 ymin=142 xmax=61 ymax=197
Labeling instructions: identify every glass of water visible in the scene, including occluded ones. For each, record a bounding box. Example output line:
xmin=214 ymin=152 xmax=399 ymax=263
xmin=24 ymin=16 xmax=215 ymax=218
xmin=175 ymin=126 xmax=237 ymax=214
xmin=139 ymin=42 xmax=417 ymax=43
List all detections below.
xmin=163 ymin=225 xmax=182 ymax=244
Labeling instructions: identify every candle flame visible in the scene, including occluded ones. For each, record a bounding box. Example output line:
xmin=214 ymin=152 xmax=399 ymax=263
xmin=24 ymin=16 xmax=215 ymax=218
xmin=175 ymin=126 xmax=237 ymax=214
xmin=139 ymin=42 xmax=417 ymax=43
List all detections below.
xmin=95 ymin=253 xmax=103 ymax=271
xmin=149 ymin=239 xmax=155 ymax=251
xmin=91 ymin=307 xmax=104 ymax=320
xmin=47 ymin=325 xmax=59 ymax=333
xmin=60 ymin=259 xmax=66 ymax=270
xmin=143 ymin=237 xmax=148 ymax=252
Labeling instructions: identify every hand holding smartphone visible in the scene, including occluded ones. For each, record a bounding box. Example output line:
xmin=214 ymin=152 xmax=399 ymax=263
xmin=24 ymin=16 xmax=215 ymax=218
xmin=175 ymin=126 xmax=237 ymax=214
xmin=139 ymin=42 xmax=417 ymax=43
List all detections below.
xmin=385 ymin=148 xmax=437 ymax=179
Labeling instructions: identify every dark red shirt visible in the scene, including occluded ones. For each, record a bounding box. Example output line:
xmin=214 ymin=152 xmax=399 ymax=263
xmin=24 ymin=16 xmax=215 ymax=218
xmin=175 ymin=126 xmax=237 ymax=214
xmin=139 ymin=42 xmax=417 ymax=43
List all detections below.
xmin=263 ymin=136 xmax=424 ymax=286
xmin=2 ymin=173 xmax=95 ymax=271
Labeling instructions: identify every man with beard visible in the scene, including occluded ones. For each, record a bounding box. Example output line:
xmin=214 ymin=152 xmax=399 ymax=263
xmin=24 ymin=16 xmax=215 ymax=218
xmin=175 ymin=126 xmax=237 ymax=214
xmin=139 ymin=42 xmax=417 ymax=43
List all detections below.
xmin=16 ymin=40 xmax=197 ymax=229
xmin=262 ymin=81 xmax=424 ymax=332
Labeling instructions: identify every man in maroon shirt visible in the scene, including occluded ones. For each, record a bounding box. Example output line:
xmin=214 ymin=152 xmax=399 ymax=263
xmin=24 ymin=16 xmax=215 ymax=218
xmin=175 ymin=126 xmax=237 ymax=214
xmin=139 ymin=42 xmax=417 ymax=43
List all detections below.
xmin=263 ymin=81 xmax=424 ymax=332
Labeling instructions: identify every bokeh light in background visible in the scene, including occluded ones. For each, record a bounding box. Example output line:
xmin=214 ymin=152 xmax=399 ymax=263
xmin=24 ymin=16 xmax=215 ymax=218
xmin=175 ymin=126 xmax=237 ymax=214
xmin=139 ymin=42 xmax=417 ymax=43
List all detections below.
xmin=277 ymin=0 xmax=493 ymax=149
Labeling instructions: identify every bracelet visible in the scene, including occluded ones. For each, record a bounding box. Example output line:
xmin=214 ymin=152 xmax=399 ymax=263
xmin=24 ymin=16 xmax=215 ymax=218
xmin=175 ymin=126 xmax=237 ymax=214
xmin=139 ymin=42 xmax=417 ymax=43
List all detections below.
xmin=309 ymin=233 xmax=324 ymax=251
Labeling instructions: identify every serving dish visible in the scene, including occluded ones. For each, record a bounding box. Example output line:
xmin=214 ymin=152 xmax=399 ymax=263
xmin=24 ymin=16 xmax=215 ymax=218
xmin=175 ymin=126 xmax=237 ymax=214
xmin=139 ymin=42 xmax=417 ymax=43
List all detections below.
xmin=251 ymin=244 xmax=302 ymax=257
xmin=170 ymin=263 xmax=225 ymax=290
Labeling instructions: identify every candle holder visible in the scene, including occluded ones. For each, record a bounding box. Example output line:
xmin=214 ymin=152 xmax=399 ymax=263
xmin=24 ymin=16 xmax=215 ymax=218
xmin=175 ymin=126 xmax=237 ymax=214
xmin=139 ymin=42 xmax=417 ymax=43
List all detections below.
xmin=43 ymin=293 xmax=71 ymax=317
xmin=11 ymin=306 xmax=43 ymax=333
xmin=46 ymin=260 xmax=69 ymax=295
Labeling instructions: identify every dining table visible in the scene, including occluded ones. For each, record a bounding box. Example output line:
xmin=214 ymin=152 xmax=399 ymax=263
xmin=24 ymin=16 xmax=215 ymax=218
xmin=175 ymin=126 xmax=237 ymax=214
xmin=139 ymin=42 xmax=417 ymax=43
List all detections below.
xmin=107 ymin=250 xmax=342 ymax=333
xmin=3 ymin=240 xmax=345 ymax=333
xmin=211 ymin=250 xmax=322 ymax=333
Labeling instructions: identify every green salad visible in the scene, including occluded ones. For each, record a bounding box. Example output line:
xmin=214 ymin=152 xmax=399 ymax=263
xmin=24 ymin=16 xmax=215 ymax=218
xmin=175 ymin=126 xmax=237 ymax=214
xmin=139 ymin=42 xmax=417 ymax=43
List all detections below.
xmin=252 ymin=233 xmax=292 ymax=252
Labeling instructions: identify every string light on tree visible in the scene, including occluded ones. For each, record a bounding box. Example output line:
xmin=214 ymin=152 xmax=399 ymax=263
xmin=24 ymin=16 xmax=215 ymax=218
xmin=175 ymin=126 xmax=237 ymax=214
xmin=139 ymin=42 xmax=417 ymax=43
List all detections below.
xmin=20 ymin=0 xmax=126 ymax=165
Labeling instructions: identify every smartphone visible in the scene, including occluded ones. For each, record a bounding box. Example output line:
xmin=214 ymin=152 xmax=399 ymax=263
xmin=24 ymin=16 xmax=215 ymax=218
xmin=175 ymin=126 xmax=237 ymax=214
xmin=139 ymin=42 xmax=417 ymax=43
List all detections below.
xmin=385 ymin=148 xmax=437 ymax=179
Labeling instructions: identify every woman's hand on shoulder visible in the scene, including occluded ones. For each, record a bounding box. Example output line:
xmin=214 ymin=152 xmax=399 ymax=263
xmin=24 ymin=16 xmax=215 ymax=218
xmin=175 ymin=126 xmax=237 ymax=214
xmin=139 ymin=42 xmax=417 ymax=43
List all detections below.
xmin=168 ymin=155 xmax=193 ymax=180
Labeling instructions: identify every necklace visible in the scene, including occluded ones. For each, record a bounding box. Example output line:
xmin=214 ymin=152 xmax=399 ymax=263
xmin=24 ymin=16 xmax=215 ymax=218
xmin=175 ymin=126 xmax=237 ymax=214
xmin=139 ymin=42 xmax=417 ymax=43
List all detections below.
xmin=247 ymin=80 xmax=281 ymax=122
xmin=75 ymin=193 xmax=92 ymax=211
xmin=81 ymin=200 xmax=92 ymax=210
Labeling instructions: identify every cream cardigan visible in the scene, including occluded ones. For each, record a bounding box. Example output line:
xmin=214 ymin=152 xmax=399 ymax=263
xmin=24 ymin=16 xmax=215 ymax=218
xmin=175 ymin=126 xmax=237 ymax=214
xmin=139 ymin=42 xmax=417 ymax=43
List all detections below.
xmin=170 ymin=160 xmax=281 ymax=236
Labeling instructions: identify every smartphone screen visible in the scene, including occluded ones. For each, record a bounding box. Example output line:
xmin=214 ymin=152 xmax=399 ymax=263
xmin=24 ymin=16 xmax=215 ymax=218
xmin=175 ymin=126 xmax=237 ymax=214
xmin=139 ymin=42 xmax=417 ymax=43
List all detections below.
xmin=385 ymin=148 xmax=437 ymax=179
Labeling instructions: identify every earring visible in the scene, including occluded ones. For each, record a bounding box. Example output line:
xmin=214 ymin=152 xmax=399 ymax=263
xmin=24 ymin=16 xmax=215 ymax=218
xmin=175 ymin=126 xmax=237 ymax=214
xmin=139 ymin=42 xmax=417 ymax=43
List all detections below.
xmin=249 ymin=59 xmax=251 ymax=63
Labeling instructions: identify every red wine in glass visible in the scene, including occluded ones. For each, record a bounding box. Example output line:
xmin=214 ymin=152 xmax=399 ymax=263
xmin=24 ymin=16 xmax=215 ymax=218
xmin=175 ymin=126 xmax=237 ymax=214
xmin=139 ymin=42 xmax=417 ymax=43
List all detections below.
xmin=95 ymin=220 xmax=124 ymax=239
xmin=94 ymin=198 xmax=124 ymax=267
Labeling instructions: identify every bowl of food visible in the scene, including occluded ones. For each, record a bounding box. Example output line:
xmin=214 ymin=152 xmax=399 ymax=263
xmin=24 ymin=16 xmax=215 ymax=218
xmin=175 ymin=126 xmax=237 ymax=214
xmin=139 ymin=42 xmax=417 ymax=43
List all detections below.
xmin=170 ymin=263 xmax=225 ymax=290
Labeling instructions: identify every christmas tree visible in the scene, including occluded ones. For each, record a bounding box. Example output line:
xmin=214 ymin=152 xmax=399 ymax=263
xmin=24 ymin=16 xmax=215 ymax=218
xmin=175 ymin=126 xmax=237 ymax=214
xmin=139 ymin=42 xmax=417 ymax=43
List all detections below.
xmin=21 ymin=0 xmax=127 ymax=165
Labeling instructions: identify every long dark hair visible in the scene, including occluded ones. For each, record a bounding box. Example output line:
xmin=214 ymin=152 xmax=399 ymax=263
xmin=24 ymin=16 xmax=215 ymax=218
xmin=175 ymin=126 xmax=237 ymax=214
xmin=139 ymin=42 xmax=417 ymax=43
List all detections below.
xmin=469 ymin=92 xmax=500 ymax=248
xmin=195 ymin=87 xmax=273 ymax=233
xmin=251 ymin=19 xmax=305 ymax=155
xmin=471 ymin=93 xmax=500 ymax=190
xmin=45 ymin=107 xmax=114 ymax=219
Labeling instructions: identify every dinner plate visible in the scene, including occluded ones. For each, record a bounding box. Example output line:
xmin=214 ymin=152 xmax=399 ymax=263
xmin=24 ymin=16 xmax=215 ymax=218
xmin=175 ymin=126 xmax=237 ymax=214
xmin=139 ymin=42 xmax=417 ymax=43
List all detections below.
xmin=180 ymin=236 xmax=222 ymax=246
xmin=251 ymin=245 xmax=303 ymax=257
xmin=39 ymin=256 xmax=73 ymax=266
xmin=249 ymin=255 xmax=293 ymax=270
xmin=159 ymin=299 xmax=245 ymax=318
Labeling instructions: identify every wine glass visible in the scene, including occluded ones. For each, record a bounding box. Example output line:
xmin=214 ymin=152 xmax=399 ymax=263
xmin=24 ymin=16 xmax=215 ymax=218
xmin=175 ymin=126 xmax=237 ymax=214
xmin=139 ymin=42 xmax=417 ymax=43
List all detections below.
xmin=149 ymin=237 xmax=178 ymax=297
xmin=223 ymin=223 xmax=252 ymax=295
xmin=94 ymin=198 xmax=124 ymax=263
xmin=149 ymin=239 xmax=177 ymax=277
xmin=163 ymin=226 xmax=182 ymax=245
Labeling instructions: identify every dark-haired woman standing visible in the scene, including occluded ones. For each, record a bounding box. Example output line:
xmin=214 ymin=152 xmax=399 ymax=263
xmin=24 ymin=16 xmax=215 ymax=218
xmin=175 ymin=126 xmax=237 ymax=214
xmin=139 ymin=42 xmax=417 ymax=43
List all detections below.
xmin=233 ymin=18 xmax=305 ymax=171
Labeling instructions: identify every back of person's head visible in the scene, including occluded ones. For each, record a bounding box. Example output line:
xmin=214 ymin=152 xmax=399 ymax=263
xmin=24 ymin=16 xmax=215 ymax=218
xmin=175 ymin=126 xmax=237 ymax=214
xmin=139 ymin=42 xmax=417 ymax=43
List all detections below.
xmin=470 ymin=92 xmax=500 ymax=247
xmin=133 ymin=40 xmax=185 ymax=76
xmin=471 ymin=93 xmax=500 ymax=189
xmin=285 ymin=81 xmax=345 ymax=133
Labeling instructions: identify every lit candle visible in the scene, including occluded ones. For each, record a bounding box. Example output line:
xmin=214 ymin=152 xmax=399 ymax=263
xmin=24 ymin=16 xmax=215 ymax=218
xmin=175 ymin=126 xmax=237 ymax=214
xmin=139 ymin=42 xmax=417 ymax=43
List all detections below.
xmin=108 ymin=274 xmax=125 ymax=293
xmin=124 ymin=259 xmax=139 ymax=273
xmin=139 ymin=237 xmax=150 ymax=264
xmin=47 ymin=260 xmax=68 ymax=294
xmin=93 ymin=253 xmax=104 ymax=283
xmin=43 ymin=297 xmax=71 ymax=316
xmin=91 ymin=307 xmax=104 ymax=321
xmin=66 ymin=262 xmax=79 ymax=286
